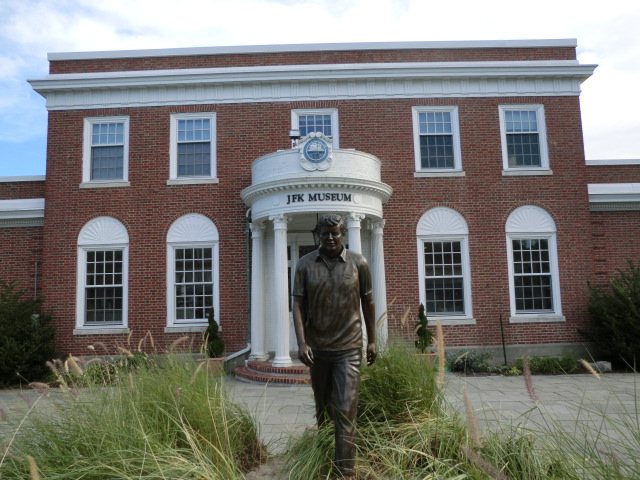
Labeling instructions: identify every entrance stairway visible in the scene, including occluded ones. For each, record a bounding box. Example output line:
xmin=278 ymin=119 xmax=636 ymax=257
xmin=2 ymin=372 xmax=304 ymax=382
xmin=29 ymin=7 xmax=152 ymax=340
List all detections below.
xmin=235 ymin=360 xmax=311 ymax=384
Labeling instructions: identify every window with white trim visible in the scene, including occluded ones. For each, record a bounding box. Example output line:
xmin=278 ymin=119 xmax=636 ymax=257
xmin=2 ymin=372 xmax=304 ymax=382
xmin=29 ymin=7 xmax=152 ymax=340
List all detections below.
xmin=292 ymin=108 xmax=339 ymax=146
xmin=76 ymin=217 xmax=129 ymax=330
xmin=499 ymin=105 xmax=549 ymax=171
xmin=167 ymin=214 xmax=219 ymax=327
xmin=412 ymin=106 xmax=462 ymax=172
xmin=170 ymin=113 xmax=217 ymax=181
xmin=506 ymin=206 xmax=563 ymax=322
xmin=416 ymin=207 xmax=473 ymax=324
xmin=82 ymin=116 xmax=129 ymax=184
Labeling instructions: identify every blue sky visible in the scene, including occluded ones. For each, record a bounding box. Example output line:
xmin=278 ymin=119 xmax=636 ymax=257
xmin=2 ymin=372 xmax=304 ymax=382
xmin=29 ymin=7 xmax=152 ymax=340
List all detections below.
xmin=1 ymin=0 xmax=639 ymax=177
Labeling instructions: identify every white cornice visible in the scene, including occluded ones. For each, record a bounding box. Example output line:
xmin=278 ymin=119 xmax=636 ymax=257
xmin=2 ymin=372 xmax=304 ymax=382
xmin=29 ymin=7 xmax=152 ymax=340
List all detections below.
xmin=0 ymin=198 xmax=45 ymax=220
xmin=0 ymin=175 xmax=46 ymax=182
xmin=29 ymin=60 xmax=596 ymax=110
xmin=586 ymin=159 xmax=640 ymax=166
xmin=588 ymin=183 xmax=640 ymax=210
xmin=47 ymin=39 xmax=578 ymax=61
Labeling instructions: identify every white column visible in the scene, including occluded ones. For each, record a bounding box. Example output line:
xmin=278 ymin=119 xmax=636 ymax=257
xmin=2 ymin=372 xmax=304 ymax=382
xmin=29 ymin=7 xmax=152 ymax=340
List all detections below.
xmin=371 ymin=219 xmax=388 ymax=345
xmin=270 ymin=214 xmax=293 ymax=367
xmin=249 ymin=222 xmax=268 ymax=362
xmin=346 ymin=212 xmax=365 ymax=254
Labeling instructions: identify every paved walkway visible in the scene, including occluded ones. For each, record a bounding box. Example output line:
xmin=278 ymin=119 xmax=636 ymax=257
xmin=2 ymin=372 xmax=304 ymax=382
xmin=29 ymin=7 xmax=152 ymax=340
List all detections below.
xmin=2 ymin=373 xmax=638 ymax=454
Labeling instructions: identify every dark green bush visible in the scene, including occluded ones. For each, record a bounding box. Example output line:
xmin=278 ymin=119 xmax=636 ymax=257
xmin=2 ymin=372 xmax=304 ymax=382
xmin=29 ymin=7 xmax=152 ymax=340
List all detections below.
xmin=581 ymin=261 xmax=640 ymax=367
xmin=447 ymin=350 xmax=495 ymax=374
xmin=0 ymin=281 xmax=58 ymax=386
xmin=515 ymin=354 xmax=580 ymax=374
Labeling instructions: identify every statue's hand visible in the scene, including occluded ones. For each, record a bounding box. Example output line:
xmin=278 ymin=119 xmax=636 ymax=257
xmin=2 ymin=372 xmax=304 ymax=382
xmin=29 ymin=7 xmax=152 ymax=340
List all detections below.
xmin=298 ymin=343 xmax=314 ymax=367
xmin=366 ymin=342 xmax=377 ymax=366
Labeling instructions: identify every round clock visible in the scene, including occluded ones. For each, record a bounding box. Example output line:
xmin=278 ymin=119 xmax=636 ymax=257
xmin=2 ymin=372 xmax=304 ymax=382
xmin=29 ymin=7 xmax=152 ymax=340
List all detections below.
xmin=303 ymin=138 xmax=329 ymax=164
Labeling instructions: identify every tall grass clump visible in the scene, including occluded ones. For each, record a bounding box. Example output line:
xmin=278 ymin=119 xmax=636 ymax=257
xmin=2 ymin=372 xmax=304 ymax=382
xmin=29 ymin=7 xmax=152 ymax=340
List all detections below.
xmin=1 ymin=353 xmax=265 ymax=479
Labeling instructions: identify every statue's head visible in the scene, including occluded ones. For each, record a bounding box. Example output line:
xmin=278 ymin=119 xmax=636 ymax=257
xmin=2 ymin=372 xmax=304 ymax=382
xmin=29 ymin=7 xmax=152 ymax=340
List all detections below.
xmin=315 ymin=213 xmax=346 ymax=235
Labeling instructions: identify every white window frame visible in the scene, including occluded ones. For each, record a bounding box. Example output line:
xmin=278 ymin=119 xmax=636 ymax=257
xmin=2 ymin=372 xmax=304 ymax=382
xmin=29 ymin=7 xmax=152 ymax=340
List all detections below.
xmin=499 ymin=104 xmax=550 ymax=175
xmin=166 ymin=214 xmax=220 ymax=331
xmin=169 ymin=112 xmax=217 ymax=185
xmin=75 ymin=217 xmax=129 ymax=334
xmin=416 ymin=207 xmax=474 ymax=325
xmin=412 ymin=106 xmax=463 ymax=176
xmin=291 ymin=108 xmax=339 ymax=147
xmin=505 ymin=206 xmax=563 ymax=323
xmin=81 ymin=116 xmax=130 ymax=187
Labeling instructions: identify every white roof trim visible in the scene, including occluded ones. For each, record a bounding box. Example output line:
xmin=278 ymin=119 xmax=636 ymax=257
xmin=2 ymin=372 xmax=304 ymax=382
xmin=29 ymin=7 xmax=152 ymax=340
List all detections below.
xmin=47 ymin=39 xmax=578 ymax=61
xmin=589 ymin=183 xmax=640 ymax=210
xmin=29 ymin=60 xmax=596 ymax=110
xmin=586 ymin=159 xmax=640 ymax=166
xmin=0 ymin=175 xmax=46 ymax=183
xmin=0 ymin=198 xmax=45 ymax=220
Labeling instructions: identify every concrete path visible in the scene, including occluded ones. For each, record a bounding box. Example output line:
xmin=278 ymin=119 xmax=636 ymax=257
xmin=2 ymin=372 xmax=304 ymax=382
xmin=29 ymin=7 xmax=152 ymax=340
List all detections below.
xmin=2 ymin=373 xmax=639 ymax=455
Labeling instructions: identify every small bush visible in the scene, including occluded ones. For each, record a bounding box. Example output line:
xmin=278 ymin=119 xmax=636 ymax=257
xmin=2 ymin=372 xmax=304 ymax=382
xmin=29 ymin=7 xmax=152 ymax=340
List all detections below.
xmin=582 ymin=261 xmax=640 ymax=367
xmin=515 ymin=354 xmax=580 ymax=375
xmin=0 ymin=281 xmax=57 ymax=387
xmin=447 ymin=350 xmax=495 ymax=374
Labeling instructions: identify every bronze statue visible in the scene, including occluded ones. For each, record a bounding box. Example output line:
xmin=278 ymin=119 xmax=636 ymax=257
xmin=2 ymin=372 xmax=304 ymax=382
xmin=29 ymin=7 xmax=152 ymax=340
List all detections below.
xmin=292 ymin=213 xmax=376 ymax=478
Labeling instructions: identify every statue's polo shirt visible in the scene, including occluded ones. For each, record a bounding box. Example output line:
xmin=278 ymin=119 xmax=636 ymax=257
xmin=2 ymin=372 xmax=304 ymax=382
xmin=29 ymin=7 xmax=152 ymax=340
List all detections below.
xmin=292 ymin=247 xmax=373 ymax=352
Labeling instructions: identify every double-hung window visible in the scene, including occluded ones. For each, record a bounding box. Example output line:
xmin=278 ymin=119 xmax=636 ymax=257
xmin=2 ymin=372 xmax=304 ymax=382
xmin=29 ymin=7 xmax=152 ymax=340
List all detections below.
xmin=167 ymin=214 xmax=219 ymax=328
xmin=412 ymin=106 xmax=462 ymax=174
xmin=416 ymin=207 xmax=473 ymax=324
xmin=169 ymin=113 xmax=217 ymax=183
xmin=499 ymin=105 xmax=549 ymax=173
xmin=291 ymin=108 xmax=339 ymax=146
xmin=76 ymin=216 xmax=129 ymax=333
xmin=506 ymin=206 xmax=563 ymax=322
xmin=82 ymin=116 xmax=129 ymax=185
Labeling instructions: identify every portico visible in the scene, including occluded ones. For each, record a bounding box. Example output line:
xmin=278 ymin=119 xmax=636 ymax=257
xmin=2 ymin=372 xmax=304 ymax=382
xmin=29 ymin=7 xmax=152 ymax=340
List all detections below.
xmin=241 ymin=135 xmax=392 ymax=367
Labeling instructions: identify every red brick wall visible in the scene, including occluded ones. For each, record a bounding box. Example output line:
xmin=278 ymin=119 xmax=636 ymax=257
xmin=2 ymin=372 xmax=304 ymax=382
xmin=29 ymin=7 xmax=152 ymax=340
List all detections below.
xmin=0 ymin=179 xmax=45 ymax=298
xmin=42 ymin=91 xmax=595 ymax=354
xmin=49 ymin=46 xmax=576 ymax=74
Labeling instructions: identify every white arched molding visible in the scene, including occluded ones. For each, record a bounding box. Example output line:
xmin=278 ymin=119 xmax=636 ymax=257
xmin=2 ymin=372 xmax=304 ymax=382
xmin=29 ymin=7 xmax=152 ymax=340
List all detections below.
xmin=505 ymin=206 xmax=564 ymax=323
xmin=416 ymin=207 xmax=474 ymax=325
xmin=166 ymin=214 xmax=220 ymax=332
xmin=75 ymin=217 xmax=130 ymax=334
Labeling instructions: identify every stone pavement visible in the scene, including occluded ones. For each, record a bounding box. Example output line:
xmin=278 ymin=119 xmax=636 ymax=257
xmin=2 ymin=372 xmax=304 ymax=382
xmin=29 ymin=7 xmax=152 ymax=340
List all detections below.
xmin=2 ymin=373 xmax=638 ymax=455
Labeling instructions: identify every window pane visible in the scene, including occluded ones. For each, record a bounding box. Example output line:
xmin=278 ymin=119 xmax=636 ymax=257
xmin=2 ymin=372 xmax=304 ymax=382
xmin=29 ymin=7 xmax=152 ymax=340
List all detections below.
xmin=299 ymin=114 xmax=332 ymax=137
xmin=419 ymin=136 xmax=454 ymax=169
xmin=85 ymin=249 xmax=124 ymax=325
xmin=91 ymin=146 xmax=124 ymax=180
xmin=512 ymin=238 xmax=553 ymax=312
xmin=507 ymin=133 xmax=540 ymax=167
xmin=174 ymin=247 xmax=214 ymax=322
xmin=423 ymin=241 xmax=464 ymax=314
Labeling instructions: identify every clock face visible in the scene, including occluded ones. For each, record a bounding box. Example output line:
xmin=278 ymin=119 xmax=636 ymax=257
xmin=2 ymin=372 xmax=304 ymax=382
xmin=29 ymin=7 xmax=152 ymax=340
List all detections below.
xmin=303 ymin=138 xmax=329 ymax=164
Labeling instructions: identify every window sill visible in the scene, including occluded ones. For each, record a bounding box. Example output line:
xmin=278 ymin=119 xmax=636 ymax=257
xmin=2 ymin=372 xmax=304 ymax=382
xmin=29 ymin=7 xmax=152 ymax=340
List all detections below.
xmin=502 ymin=169 xmax=553 ymax=176
xmin=164 ymin=325 xmax=207 ymax=333
xmin=167 ymin=178 xmax=219 ymax=186
xmin=428 ymin=317 xmax=475 ymax=326
xmin=74 ymin=327 xmax=130 ymax=335
xmin=80 ymin=181 xmax=131 ymax=189
xmin=509 ymin=314 xmax=565 ymax=323
xmin=414 ymin=171 xmax=465 ymax=178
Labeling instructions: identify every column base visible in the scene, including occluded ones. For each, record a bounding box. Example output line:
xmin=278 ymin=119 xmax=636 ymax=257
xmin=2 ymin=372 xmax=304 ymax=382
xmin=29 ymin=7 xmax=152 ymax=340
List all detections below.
xmin=248 ymin=352 xmax=270 ymax=362
xmin=272 ymin=355 xmax=294 ymax=367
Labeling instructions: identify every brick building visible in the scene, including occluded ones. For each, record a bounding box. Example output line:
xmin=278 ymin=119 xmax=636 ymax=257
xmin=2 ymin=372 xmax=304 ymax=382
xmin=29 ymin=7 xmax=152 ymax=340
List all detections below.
xmin=3 ymin=39 xmax=640 ymax=368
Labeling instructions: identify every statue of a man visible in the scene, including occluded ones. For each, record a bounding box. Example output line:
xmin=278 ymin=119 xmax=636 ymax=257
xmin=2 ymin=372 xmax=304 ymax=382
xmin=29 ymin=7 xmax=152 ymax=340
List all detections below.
xmin=292 ymin=213 xmax=376 ymax=478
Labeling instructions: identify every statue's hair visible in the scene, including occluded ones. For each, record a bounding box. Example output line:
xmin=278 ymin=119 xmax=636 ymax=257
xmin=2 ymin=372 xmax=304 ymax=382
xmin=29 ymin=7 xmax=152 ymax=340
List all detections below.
xmin=316 ymin=213 xmax=346 ymax=234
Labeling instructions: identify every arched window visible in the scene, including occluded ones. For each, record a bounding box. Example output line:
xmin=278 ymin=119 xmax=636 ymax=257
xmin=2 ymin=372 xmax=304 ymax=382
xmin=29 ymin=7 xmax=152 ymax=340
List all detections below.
xmin=505 ymin=206 xmax=563 ymax=322
xmin=166 ymin=214 xmax=219 ymax=328
xmin=416 ymin=207 xmax=473 ymax=324
xmin=76 ymin=216 xmax=129 ymax=332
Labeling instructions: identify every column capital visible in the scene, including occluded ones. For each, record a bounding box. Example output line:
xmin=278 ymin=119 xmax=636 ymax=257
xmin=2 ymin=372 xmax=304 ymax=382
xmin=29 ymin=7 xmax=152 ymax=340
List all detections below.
xmin=269 ymin=214 xmax=290 ymax=229
xmin=346 ymin=212 xmax=366 ymax=223
xmin=249 ymin=221 xmax=266 ymax=237
xmin=370 ymin=219 xmax=386 ymax=232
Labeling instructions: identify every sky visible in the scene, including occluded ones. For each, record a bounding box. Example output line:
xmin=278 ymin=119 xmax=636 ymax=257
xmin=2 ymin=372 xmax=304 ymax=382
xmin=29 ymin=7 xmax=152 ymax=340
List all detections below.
xmin=1 ymin=0 xmax=639 ymax=177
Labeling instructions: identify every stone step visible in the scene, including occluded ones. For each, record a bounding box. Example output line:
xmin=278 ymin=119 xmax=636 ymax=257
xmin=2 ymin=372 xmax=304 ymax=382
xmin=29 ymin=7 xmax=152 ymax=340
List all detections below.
xmin=234 ymin=360 xmax=311 ymax=385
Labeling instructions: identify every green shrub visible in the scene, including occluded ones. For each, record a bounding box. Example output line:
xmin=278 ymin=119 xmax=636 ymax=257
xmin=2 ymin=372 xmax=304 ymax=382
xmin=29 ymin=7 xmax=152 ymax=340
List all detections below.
xmin=447 ymin=350 xmax=495 ymax=374
xmin=205 ymin=307 xmax=225 ymax=357
xmin=0 ymin=281 xmax=57 ymax=387
xmin=414 ymin=303 xmax=433 ymax=353
xmin=582 ymin=261 xmax=640 ymax=367
xmin=515 ymin=354 xmax=580 ymax=375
